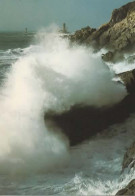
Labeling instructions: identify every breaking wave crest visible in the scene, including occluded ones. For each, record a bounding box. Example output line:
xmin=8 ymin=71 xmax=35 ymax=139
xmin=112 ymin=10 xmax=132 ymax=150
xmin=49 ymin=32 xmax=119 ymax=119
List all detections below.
xmin=0 ymin=29 xmax=126 ymax=174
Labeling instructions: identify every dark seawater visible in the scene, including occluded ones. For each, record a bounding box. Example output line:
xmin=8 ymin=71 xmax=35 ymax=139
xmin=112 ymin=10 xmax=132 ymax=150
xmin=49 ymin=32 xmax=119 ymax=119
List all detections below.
xmin=0 ymin=31 xmax=135 ymax=195
xmin=0 ymin=32 xmax=34 ymax=50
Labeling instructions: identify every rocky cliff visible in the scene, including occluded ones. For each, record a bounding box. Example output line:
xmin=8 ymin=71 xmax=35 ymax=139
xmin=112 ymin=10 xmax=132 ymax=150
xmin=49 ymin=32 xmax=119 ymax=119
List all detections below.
xmin=70 ymin=1 xmax=135 ymax=52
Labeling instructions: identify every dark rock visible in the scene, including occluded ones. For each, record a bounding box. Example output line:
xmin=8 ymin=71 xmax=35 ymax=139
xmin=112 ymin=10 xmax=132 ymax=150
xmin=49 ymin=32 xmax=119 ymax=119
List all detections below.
xmin=122 ymin=141 xmax=135 ymax=170
xmin=118 ymin=69 xmax=135 ymax=94
xmin=116 ymin=179 xmax=135 ymax=195
xmin=102 ymin=51 xmax=124 ymax=63
xmin=70 ymin=26 xmax=96 ymax=44
xmin=45 ymin=94 xmax=135 ymax=146
xmin=102 ymin=51 xmax=114 ymax=62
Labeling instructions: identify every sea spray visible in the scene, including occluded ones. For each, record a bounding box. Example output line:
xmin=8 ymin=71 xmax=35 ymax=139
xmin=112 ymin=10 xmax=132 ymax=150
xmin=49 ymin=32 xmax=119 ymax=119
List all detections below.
xmin=0 ymin=29 xmax=127 ymax=174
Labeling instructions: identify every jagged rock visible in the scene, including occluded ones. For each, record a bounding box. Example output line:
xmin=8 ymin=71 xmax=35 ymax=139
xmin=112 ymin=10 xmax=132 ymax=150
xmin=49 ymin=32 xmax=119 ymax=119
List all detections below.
xmin=102 ymin=51 xmax=124 ymax=63
xmin=118 ymin=69 xmax=135 ymax=93
xmin=102 ymin=51 xmax=114 ymax=62
xmin=116 ymin=179 xmax=135 ymax=195
xmin=87 ymin=23 xmax=111 ymax=48
xmin=122 ymin=141 xmax=135 ymax=170
xmin=70 ymin=26 xmax=96 ymax=43
xmin=70 ymin=2 xmax=135 ymax=51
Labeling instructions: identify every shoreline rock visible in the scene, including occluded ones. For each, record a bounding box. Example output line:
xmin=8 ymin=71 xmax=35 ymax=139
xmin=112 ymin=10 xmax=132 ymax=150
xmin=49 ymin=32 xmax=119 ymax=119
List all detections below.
xmin=116 ymin=179 xmax=135 ymax=195
xmin=122 ymin=141 xmax=135 ymax=170
xmin=45 ymin=93 xmax=135 ymax=146
xmin=118 ymin=69 xmax=135 ymax=94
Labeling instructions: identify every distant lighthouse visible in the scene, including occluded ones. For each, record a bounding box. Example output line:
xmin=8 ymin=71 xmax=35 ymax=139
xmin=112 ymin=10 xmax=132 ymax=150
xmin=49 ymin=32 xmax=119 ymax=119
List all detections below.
xmin=59 ymin=23 xmax=69 ymax=34
xmin=62 ymin=23 xmax=69 ymax=33
xmin=63 ymin=23 xmax=67 ymax=33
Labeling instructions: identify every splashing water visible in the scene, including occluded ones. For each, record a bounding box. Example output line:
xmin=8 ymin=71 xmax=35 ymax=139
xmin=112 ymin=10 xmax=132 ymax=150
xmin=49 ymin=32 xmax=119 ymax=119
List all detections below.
xmin=0 ymin=29 xmax=133 ymax=195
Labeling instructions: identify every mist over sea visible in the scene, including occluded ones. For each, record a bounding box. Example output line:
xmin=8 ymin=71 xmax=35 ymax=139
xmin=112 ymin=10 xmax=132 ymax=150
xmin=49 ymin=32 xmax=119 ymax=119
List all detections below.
xmin=0 ymin=29 xmax=135 ymax=195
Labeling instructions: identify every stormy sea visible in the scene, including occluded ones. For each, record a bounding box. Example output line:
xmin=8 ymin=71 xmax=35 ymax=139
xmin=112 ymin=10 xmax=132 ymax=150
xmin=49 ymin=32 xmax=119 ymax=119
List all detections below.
xmin=0 ymin=29 xmax=135 ymax=195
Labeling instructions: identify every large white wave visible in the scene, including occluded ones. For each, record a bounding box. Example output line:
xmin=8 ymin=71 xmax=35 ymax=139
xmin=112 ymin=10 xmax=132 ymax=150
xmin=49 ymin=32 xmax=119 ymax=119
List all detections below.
xmin=0 ymin=29 xmax=126 ymax=174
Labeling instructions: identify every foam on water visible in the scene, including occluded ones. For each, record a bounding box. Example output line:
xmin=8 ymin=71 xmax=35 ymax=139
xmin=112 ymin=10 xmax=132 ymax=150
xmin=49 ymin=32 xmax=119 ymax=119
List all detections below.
xmin=1 ymin=114 xmax=135 ymax=195
xmin=0 ymin=30 xmax=127 ymax=175
xmin=107 ymin=53 xmax=135 ymax=74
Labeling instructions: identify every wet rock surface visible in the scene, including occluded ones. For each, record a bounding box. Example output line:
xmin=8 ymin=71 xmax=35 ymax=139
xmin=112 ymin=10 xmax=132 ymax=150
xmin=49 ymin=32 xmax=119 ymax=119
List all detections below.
xmin=118 ymin=69 xmax=135 ymax=94
xmin=122 ymin=141 xmax=135 ymax=170
xmin=116 ymin=179 xmax=135 ymax=195
xmin=45 ymin=93 xmax=135 ymax=146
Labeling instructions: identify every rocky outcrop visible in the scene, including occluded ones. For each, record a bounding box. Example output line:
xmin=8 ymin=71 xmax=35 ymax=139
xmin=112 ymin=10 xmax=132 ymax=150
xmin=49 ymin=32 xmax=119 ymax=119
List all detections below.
xmin=118 ymin=69 xmax=135 ymax=94
xmin=70 ymin=26 xmax=96 ymax=43
xmin=45 ymin=93 xmax=135 ymax=145
xmin=102 ymin=51 xmax=114 ymax=62
xmin=70 ymin=1 xmax=135 ymax=51
xmin=122 ymin=141 xmax=135 ymax=170
xmin=102 ymin=51 xmax=125 ymax=63
xmin=116 ymin=179 xmax=135 ymax=195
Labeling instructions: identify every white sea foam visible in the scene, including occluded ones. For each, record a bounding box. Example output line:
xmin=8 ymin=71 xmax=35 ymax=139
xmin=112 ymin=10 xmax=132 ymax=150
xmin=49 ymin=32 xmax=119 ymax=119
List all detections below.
xmin=107 ymin=53 xmax=135 ymax=74
xmin=2 ymin=113 xmax=135 ymax=195
xmin=0 ymin=29 xmax=127 ymax=174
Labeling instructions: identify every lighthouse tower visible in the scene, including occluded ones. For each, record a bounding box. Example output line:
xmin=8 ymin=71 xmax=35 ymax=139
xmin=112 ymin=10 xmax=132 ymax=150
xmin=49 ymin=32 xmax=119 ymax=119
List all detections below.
xmin=62 ymin=23 xmax=68 ymax=33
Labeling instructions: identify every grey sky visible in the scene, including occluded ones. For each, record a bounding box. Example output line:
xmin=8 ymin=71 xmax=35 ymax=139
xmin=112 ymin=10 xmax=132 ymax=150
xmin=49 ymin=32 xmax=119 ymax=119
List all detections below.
xmin=0 ymin=0 xmax=132 ymax=32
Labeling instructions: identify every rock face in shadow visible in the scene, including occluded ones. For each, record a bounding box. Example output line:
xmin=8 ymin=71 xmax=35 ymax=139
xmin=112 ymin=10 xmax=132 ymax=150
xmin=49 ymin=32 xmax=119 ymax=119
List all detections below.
xmin=45 ymin=93 xmax=135 ymax=146
xmin=44 ymin=67 xmax=135 ymax=146
xmin=70 ymin=1 xmax=135 ymax=51
xmin=116 ymin=179 xmax=135 ymax=195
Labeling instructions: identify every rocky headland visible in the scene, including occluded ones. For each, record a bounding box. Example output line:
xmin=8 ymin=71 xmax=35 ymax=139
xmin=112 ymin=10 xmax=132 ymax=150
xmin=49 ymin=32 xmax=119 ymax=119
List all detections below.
xmin=70 ymin=1 xmax=135 ymax=51
xmin=70 ymin=2 xmax=135 ymax=194
xmin=70 ymin=1 xmax=135 ymax=65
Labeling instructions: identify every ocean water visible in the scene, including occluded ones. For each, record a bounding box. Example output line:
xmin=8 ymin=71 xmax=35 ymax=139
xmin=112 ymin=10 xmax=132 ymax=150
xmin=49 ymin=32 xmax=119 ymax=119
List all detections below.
xmin=0 ymin=31 xmax=135 ymax=195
